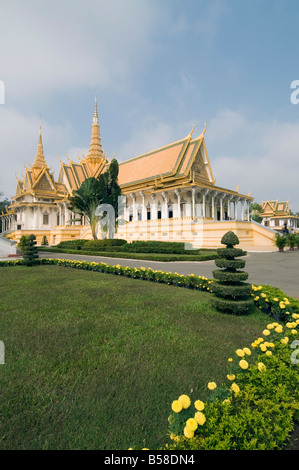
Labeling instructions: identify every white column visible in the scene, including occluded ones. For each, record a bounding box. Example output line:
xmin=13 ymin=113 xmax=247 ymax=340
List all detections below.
xmin=220 ymin=196 xmax=224 ymax=221
xmin=241 ymin=200 xmax=245 ymax=221
xmin=140 ymin=191 xmax=146 ymax=221
xmin=162 ymin=192 xmax=168 ymax=219
xmin=191 ymin=188 xmax=196 ymax=218
xmin=227 ymin=197 xmax=231 ymax=219
xmin=151 ymin=194 xmax=157 ymax=220
xmin=202 ymin=191 xmax=206 ymax=219
xmin=64 ymin=203 xmax=68 ymax=225
xmin=212 ymin=195 xmax=215 ymax=220
xmin=175 ymin=189 xmax=181 ymax=218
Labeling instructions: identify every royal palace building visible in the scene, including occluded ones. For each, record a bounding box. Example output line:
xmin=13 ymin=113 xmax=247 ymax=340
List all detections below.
xmin=1 ymin=98 xmax=277 ymax=249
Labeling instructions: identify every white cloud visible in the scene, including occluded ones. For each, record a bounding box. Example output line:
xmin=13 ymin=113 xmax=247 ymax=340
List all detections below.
xmin=0 ymin=106 xmax=73 ymax=198
xmin=0 ymin=0 xmax=161 ymax=102
xmin=206 ymin=109 xmax=299 ymax=212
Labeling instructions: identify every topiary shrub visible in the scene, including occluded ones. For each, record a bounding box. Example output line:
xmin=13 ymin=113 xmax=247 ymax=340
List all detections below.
xmin=23 ymin=234 xmax=39 ymax=267
xmin=212 ymin=231 xmax=254 ymax=315
xmin=41 ymin=235 xmax=49 ymax=246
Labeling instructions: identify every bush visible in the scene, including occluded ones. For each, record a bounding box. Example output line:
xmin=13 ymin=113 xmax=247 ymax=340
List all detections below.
xmin=212 ymin=231 xmax=254 ymax=315
xmin=83 ymin=239 xmax=127 ymax=251
xmin=17 ymin=235 xmax=28 ymax=253
xmin=56 ymin=239 xmax=89 ymax=250
xmin=273 ymin=233 xmax=288 ymax=251
xmin=41 ymin=235 xmax=49 ymax=246
xmin=121 ymin=241 xmax=200 ymax=254
xmin=23 ymin=234 xmax=39 ymax=267
xmin=165 ymin=320 xmax=299 ymax=450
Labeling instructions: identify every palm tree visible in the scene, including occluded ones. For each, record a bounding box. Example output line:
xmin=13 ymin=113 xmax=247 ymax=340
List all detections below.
xmin=68 ymin=159 xmax=122 ymax=240
xmin=68 ymin=177 xmax=103 ymax=240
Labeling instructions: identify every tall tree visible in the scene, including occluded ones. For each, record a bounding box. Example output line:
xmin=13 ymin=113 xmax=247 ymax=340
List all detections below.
xmin=68 ymin=177 xmax=103 ymax=240
xmin=249 ymin=202 xmax=263 ymax=223
xmin=0 ymin=192 xmax=11 ymax=233
xmin=68 ymin=159 xmax=122 ymax=240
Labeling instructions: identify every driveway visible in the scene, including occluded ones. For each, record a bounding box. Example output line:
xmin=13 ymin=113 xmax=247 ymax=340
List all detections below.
xmin=40 ymin=250 xmax=299 ymax=299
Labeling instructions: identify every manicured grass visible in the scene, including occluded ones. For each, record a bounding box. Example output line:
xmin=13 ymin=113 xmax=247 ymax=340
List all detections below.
xmin=0 ymin=266 xmax=269 ymax=450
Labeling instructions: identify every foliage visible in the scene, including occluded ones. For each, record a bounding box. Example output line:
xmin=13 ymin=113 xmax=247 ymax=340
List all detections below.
xmin=17 ymin=235 xmax=28 ymax=253
xmin=212 ymin=231 xmax=254 ymax=315
xmin=23 ymin=234 xmax=39 ymax=267
xmin=0 ymin=192 xmax=11 ymax=232
xmin=286 ymin=233 xmax=297 ymax=249
xmin=41 ymin=235 xmax=49 ymax=246
xmin=68 ymin=160 xmax=121 ymax=240
xmin=83 ymin=238 xmax=127 ymax=251
xmin=56 ymin=239 xmax=89 ymax=250
xmin=165 ymin=318 xmax=299 ymax=450
xmin=68 ymin=177 xmax=104 ymax=240
xmin=273 ymin=233 xmax=288 ymax=250
xmin=250 ymin=202 xmax=263 ymax=224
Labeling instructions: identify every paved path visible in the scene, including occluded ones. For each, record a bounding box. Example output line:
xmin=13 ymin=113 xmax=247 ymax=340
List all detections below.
xmin=40 ymin=250 xmax=299 ymax=299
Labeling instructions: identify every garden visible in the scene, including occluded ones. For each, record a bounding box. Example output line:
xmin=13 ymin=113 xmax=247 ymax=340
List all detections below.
xmin=0 ymin=232 xmax=298 ymax=450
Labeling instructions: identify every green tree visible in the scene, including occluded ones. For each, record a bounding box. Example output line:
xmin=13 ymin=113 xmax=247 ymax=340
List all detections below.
xmin=23 ymin=234 xmax=39 ymax=266
xmin=68 ymin=159 xmax=121 ymax=240
xmin=0 ymin=192 xmax=11 ymax=232
xmin=250 ymin=202 xmax=263 ymax=223
xmin=17 ymin=235 xmax=28 ymax=253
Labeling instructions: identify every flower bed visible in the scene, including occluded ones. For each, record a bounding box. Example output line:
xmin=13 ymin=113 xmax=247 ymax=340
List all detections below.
xmin=165 ymin=317 xmax=299 ymax=450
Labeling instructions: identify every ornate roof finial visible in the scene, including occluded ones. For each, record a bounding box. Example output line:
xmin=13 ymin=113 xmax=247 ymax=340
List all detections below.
xmin=31 ymin=125 xmax=48 ymax=169
xmin=85 ymin=95 xmax=105 ymax=164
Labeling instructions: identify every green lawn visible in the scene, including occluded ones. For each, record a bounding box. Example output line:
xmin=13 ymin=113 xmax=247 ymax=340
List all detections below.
xmin=0 ymin=266 xmax=269 ymax=450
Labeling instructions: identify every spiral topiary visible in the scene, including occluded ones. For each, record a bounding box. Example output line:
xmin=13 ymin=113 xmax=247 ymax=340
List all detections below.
xmin=212 ymin=231 xmax=254 ymax=315
xmin=23 ymin=234 xmax=39 ymax=267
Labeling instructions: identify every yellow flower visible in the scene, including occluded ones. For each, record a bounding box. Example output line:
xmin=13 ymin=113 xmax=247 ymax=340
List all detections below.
xmin=186 ymin=418 xmax=198 ymax=432
xmin=266 ymin=350 xmax=272 ymax=356
xmin=281 ymin=337 xmax=289 ymax=345
xmin=260 ymin=344 xmax=267 ymax=352
xmin=261 ymin=293 xmax=267 ymax=298
xmin=239 ymin=359 xmax=249 ymax=370
xmin=228 ymin=358 xmax=233 ymax=362
xmin=170 ymin=434 xmax=179 ymax=442
xmin=178 ymin=395 xmax=191 ymax=409
xmin=273 ymin=298 xmax=279 ymax=302
xmin=291 ymin=329 xmax=298 ymax=335
xmin=279 ymin=302 xmax=286 ymax=309
xmin=183 ymin=427 xmax=194 ymax=439
xmin=235 ymin=349 xmax=245 ymax=357
xmin=275 ymin=326 xmax=283 ymax=333
xmin=258 ymin=362 xmax=266 ymax=372
xmin=254 ymin=296 xmax=260 ymax=301
xmin=194 ymin=400 xmax=205 ymax=411
xmin=230 ymin=383 xmax=240 ymax=396
xmin=267 ymin=323 xmax=275 ymax=329
xmin=263 ymin=329 xmax=270 ymax=336
xmin=171 ymin=400 xmax=183 ymax=413
xmin=207 ymin=382 xmax=217 ymax=391
xmin=243 ymin=347 xmax=251 ymax=356
xmin=194 ymin=412 xmax=206 ymax=426
xmin=227 ymin=374 xmax=236 ymax=381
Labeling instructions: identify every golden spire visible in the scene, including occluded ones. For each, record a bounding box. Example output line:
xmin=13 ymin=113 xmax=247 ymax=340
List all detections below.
xmin=31 ymin=125 xmax=48 ymax=169
xmin=86 ymin=96 xmax=105 ymax=164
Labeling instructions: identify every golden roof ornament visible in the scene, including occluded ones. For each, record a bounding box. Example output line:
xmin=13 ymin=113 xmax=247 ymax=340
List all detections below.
xmin=31 ymin=125 xmax=48 ymax=170
xmin=85 ymin=95 xmax=105 ymax=165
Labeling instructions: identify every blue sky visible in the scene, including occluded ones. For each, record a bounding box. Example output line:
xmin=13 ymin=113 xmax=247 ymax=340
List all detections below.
xmin=1 ymin=0 xmax=299 ymax=210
